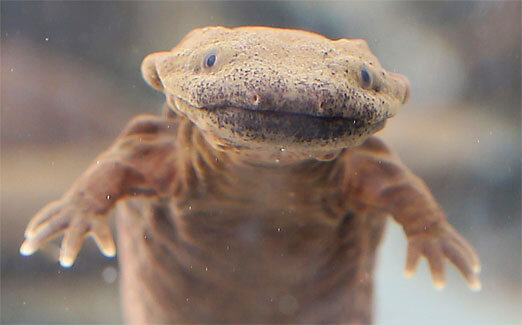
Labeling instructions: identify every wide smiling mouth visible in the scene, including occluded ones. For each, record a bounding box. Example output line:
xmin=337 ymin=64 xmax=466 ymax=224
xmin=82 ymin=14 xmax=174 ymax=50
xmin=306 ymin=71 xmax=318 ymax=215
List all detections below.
xmin=173 ymin=94 xmax=391 ymax=124
xmin=196 ymin=105 xmax=386 ymax=142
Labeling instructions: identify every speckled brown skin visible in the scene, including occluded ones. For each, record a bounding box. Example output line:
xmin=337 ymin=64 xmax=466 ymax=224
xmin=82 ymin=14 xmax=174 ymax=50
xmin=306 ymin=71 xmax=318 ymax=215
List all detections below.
xmin=21 ymin=26 xmax=480 ymax=324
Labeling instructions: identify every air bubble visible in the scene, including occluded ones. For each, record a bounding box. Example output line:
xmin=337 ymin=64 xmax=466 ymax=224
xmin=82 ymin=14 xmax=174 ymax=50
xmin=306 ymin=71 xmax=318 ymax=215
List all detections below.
xmin=102 ymin=266 xmax=117 ymax=284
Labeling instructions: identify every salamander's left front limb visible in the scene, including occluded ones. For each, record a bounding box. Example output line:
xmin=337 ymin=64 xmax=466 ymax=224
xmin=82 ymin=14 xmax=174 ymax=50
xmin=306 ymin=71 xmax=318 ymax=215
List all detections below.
xmin=20 ymin=115 xmax=177 ymax=267
xmin=338 ymin=137 xmax=481 ymax=290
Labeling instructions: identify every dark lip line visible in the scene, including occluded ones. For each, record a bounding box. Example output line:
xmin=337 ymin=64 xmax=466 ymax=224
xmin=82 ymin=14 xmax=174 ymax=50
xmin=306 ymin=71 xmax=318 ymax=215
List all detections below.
xmin=199 ymin=105 xmax=370 ymax=123
xmin=175 ymin=96 xmax=384 ymax=124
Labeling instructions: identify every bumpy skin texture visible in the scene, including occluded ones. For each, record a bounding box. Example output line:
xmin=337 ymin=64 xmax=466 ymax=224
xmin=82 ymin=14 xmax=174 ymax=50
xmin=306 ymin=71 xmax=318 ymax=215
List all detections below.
xmin=21 ymin=26 xmax=480 ymax=324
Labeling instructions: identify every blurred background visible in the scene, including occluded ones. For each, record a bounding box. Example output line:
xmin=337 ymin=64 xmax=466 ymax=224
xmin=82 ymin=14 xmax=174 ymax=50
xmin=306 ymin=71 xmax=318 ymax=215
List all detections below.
xmin=1 ymin=1 xmax=520 ymax=324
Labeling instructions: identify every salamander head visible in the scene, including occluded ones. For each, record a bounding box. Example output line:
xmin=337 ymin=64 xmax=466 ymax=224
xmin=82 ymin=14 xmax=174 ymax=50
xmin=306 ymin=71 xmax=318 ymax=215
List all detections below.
xmin=142 ymin=26 xmax=410 ymax=161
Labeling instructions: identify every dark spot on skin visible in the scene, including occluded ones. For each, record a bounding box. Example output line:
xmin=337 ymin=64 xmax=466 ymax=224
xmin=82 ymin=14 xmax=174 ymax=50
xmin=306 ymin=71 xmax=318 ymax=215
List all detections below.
xmin=337 ymin=211 xmax=355 ymax=237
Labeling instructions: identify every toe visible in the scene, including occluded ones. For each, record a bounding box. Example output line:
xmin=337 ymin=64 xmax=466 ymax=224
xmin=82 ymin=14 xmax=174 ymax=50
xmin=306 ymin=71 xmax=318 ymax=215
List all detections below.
xmin=59 ymin=223 xmax=88 ymax=268
xmin=424 ymin=244 xmax=445 ymax=289
xmin=404 ymin=242 xmax=421 ymax=277
xmin=20 ymin=213 xmax=69 ymax=256
xmin=24 ymin=200 xmax=63 ymax=237
xmin=90 ymin=219 xmax=116 ymax=257
xmin=443 ymin=240 xmax=481 ymax=291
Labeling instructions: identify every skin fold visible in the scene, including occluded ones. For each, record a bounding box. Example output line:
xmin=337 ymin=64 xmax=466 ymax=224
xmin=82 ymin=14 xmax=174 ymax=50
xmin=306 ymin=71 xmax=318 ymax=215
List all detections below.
xmin=20 ymin=26 xmax=480 ymax=324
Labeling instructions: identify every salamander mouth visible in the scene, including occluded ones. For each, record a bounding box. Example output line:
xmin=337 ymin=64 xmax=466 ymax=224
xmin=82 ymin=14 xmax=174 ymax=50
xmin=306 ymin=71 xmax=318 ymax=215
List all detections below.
xmin=199 ymin=106 xmax=386 ymax=143
xmin=170 ymin=95 xmax=387 ymax=146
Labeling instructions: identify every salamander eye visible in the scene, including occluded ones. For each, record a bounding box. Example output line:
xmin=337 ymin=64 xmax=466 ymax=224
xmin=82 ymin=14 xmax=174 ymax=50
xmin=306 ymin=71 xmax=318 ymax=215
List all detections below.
xmin=204 ymin=53 xmax=216 ymax=68
xmin=360 ymin=66 xmax=372 ymax=89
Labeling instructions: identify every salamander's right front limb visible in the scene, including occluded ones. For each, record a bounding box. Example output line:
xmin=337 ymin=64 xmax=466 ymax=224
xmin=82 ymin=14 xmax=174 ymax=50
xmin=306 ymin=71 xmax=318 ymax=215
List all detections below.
xmin=20 ymin=115 xmax=176 ymax=267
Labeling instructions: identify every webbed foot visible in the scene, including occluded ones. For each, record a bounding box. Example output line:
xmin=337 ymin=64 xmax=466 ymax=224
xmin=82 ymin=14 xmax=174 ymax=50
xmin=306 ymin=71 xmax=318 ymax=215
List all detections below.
xmin=403 ymin=220 xmax=481 ymax=291
xmin=20 ymin=196 xmax=115 ymax=267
